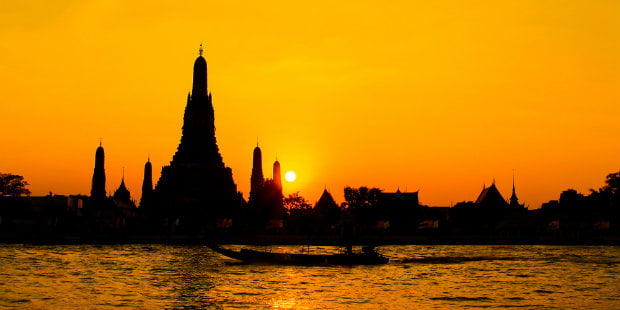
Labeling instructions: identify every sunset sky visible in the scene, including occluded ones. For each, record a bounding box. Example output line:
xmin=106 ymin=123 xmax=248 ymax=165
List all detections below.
xmin=1 ymin=0 xmax=619 ymax=208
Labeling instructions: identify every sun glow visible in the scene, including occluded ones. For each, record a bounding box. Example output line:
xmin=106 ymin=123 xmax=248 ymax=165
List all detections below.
xmin=285 ymin=171 xmax=297 ymax=182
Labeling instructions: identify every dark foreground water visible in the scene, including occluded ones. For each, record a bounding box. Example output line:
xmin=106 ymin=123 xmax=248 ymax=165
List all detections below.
xmin=0 ymin=244 xmax=619 ymax=309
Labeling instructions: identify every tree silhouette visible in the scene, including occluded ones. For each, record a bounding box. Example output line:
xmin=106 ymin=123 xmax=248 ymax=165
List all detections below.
xmin=604 ymin=171 xmax=620 ymax=208
xmin=0 ymin=173 xmax=31 ymax=196
xmin=283 ymin=192 xmax=311 ymax=211
xmin=343 ymin=186 xmax=381 ymax=209
xmin=559 ymin=189 xmax=584 ymax=210
xmin=605 ymin=172 xmax=620 ymax=195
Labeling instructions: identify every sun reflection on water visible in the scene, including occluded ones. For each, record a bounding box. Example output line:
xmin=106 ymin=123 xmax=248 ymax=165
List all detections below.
xmin=269 ymin=296 xmax=306 ymax=309
xmin=0 ymin=245 xmax=618 ymax=309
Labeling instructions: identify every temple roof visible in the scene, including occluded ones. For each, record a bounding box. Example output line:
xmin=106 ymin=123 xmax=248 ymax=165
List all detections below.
xmin=475 ymin=183 xmax=507 ymax=208
xmin=113 ymin=177 xmax=131 ymax=203
xmin=315 ymin=189 xmax=338 ymax=211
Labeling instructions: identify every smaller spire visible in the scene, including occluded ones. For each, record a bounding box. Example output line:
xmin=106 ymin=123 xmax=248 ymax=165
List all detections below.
xmin=512 ymin=171 xmax=516 ymax=192
xmin=510 ymin=170 xmax=519 ymax=202
xmin=99 ymin=138 xmax=102 ymax=147
xmin=199 ymin=44 xmax=204 ymax=56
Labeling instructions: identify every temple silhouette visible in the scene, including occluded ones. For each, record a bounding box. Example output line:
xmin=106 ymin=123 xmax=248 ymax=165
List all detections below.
xmin=139 ymin=159 xmax=153 ymax=208
xmin=248 ymin=144 xmax=285 ymax=230
xmin=1 ymin=46 xmax=618 ymax=244
xmin=90 ymin=142 xmax=106 ymax=201
xmin=148 ymin=45 xmax=243 ymax=227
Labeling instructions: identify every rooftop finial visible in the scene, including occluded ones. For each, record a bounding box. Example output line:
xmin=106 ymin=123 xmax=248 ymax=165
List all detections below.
xmin=99 ymin=138 xmax=102 ymax=147
xmin=199 ymin=44 xmax=204 ymax=56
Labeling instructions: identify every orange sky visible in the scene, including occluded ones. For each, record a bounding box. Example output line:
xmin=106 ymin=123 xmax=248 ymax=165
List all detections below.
xmin=1 ymin=0 xmax=619 ymax=208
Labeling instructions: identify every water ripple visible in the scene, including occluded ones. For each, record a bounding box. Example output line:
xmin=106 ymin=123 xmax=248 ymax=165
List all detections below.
xmin=0 ymin=244 xmax=618 ymax=309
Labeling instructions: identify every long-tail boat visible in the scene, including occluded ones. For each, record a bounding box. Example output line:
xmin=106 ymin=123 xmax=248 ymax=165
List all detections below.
xmin=209 ymin=244 xmax=389 ymax=265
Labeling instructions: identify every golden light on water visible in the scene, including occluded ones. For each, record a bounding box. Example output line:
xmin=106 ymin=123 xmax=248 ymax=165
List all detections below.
xmin=2 ymin=245 xmax=618 ymax=308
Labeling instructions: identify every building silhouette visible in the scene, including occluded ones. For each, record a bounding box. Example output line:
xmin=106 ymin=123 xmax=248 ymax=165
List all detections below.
xmin=509 ymin=176 xmax=524 ymax=208
xmin=153 ymin=45 xmax=241 ymax=224
xmin=314 ymin=189 xmax=340 ymax=231
xmin=475 ymin=182 xmax=508 ymax=209
xmin=249 ymin=144 xmax=264 ymax=207
xmin=90 ymin=142 xmax=106 ymax=201
xmin=377 ymin=189 xmax=420 ymax=209
xmin=111 ymin=172 xmax=137 ymax=224
xmin=273 ymin=158 xmax=282 ymax=193
xmin=247 ymin=145 xmax=284 ymax=229
xmin=471 ymin=180 xmax=525 ymax=209
xmin=139 ymin=158 xmax=153 ymax=208
xmin=268 ymin=159 xmax=284 ymax=220
xmin=315 ymin=189 xmax=339 ymax=213
xmin=376 ymin=189 xmax=422 ymax=233
xmin=113 ymin=173 xmax=131 ymax=203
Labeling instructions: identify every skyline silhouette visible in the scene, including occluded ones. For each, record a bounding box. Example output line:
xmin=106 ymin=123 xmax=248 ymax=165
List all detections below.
xmin=1 ymin=1 xmax=619 ymax=208
xmin=50 ymin=48 xmax=559 ymax=211
xmin=0 ymin=47 xmax=618 ymax=243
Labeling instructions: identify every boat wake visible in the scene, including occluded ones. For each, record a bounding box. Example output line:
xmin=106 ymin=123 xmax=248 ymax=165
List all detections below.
xmin=400 ymin=256 xmax=517 ymax=264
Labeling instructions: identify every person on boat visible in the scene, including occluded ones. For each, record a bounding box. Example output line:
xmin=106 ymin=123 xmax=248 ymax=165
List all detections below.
xmin=362 ymin=245 xmax=376 ymax=255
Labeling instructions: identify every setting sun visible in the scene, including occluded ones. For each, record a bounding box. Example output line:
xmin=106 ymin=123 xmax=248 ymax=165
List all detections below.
xmin=285 ymin=171 xmax=297 ymax=182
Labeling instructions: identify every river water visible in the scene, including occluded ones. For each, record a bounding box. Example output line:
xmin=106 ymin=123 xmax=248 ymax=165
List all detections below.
xmin=0 ymin=244 xmax=618 ymax=309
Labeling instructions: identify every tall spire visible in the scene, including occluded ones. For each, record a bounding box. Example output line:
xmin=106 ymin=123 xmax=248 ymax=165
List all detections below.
xmin=140 ymin=158 xmax=153 ymax=208
xmin=251 ymin=145 xmax=264 ymax=188
xmin=153 ymin=49 xmax=240 ymax=221
xmin=249 ymin=144 xmax=265 ymax=207
xmin=175 ymin=45 xmax=219 ymax=164
xmin=273 ymin=158 xmax=282 ymax=191
xmin=192 ymin=44 xmax=207 ymax=98
xmin=90 ymin=142 xmax=106 ymax=200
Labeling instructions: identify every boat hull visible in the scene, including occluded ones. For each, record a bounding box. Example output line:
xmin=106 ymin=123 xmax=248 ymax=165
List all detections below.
xmin=209 ymin=245 xmax=388 ymax=265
